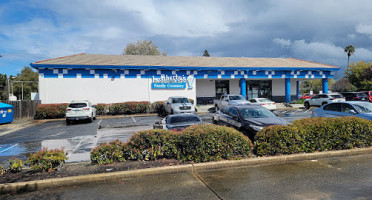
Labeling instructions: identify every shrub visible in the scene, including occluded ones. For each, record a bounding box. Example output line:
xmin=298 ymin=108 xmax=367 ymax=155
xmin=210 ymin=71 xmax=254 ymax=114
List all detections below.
xmin=95 ymin=103 xmax=110 ymax=116
xmin=291 ymin=99 xmax=304 ymax=104
xmin=26 ymin=148 xmax=68 ymax=172
xmin=291 ymin=117 xmax=372 ymax=151
xmin=255 ymin=116 xmax=372 ymax=156
xmin=109 ymin=101 xmax=150 ymax=115
xmin=9 ymin=158 xmax=24 ymax=173
xmin=0 ymin=164 xmax=6 ymax=176
xmin=90 ymin=139 xmax=127 ymax=164
xmin=34 ymin=104 xmax=68 ymax=119
xmin=125 ymin=129 xmax=177 ymax=161
xmin=254 ymin=125 xmax=303 ymax=156
xmin=176 ymin=124 xmax=253 ymax=162
xmin=150 ymin=101 xmax=165 ymax=114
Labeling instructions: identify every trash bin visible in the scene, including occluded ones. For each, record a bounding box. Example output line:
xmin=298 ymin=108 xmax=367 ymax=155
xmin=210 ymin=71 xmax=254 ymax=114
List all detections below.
xmin=0 ymin=103 xmax=14 ymax=124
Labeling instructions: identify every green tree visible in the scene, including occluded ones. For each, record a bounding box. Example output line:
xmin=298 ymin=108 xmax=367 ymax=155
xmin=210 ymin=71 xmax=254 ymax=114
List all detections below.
xmin=0 ymin=73 xmax=8 ymax=100
xmin=300 ymin=79 xmax=335 ymax=94
xmin=203 ymin=50 xmax=210 ymax=57
xmin=344 ymin=45 xmax=355 ymax=68
xmin=12 ymin=66 xmax=38 ymax=100
xmin=123 ymin=40 xmax=167 ymax=56
xmin=331 ymin=78 xmax=357 ymax=92
xmin=346 ymin=61 xmax=372 ymax=91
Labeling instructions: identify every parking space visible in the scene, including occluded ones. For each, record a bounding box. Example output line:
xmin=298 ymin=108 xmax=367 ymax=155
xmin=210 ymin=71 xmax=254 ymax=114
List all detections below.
xmin=0 ymin=110 xmax=311 ymax=165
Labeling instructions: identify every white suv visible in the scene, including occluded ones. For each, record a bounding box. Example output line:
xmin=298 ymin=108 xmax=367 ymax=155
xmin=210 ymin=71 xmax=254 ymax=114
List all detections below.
xmin=304 ymin=94 xmax=345 ymax=109
xmin=164 ymin=96 xmax=196 ymax=115
xmin=66 ymin=100 xmax=96 ymax=124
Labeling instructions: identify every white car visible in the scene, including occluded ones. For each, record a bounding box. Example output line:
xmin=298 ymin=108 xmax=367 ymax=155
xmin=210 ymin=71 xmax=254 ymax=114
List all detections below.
xmin=164 ymin=96 xmax=195 ymax=115
xmin=304 ymin=93 xmax=345 ymax=109
xmin=66 ymin=100 xmax=96 ymax=124
xmin=249 ymin=98 xmax=277 ymax=111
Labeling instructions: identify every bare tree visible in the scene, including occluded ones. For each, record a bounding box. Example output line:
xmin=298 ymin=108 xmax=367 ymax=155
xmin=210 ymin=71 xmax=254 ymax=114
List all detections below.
xmin=123 ymin=40 xmax=167 ymax=56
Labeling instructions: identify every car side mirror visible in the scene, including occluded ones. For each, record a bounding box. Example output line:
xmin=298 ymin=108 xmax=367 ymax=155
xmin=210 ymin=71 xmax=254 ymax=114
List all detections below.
xmin=166 ymin=102 xmax=170 ymax=104
xmin=349 ymin=110 xmax=357 ymax=114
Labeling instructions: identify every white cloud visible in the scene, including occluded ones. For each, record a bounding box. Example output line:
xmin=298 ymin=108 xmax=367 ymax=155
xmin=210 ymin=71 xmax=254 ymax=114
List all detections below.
xmin=356 ymin=24 xmax=372 ymax=36
xmin=273 ymin=38 xmax=292 ymax=47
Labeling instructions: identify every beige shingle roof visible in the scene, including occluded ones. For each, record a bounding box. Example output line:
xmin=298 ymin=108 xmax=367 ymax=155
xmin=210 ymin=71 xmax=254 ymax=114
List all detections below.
xmin=32 ymin=53 xmax=339 ymax=69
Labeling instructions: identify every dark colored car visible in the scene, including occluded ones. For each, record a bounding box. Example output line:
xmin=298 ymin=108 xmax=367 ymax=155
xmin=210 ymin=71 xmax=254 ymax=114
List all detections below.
xmin=341 ymin=92 xmax=369 ymax=101
xmin=153 ymin=114 xmax=203 ymax=131
xmin=312 ymin=101 xmax=372 ymax=120
xmin=212 ymin=105 xmax=288 ymax=141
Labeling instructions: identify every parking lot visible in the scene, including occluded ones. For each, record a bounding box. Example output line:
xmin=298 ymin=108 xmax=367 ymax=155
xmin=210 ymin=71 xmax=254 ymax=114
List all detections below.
xmin=0 ymin=109 xmax=312 ymax=165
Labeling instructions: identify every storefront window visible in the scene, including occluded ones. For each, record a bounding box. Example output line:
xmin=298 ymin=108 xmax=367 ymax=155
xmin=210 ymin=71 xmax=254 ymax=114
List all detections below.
xmin=247 ymin=80 xmax=272 ymax=100
xmin=215 ymin=80 xmax=229 ymax=98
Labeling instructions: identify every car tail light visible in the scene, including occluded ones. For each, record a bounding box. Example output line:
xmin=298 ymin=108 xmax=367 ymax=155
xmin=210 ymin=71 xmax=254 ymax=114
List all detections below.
xmin=273 ymin=103 xmax=275 ymax=104
xmin=67 ymin=108 xmax=71 ymax=111
xmin=329 ymin=98 xmax=335 ymax=100
xmin=83 ymin=108 xmax=90 ymax=110
xmin=262 ymin=104 xmax=266 ymax=105
xmin=312 ymin=111 xmax=314 ymax=115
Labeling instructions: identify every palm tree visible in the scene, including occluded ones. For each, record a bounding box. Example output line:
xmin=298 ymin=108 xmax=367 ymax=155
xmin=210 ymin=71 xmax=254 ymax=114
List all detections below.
xmin=344 ymin=45 xmax=355 ymax=68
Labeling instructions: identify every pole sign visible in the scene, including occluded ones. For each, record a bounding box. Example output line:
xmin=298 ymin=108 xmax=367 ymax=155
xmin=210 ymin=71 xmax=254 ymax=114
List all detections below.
xmin=152 ymin=75 xmax=194 ymax=89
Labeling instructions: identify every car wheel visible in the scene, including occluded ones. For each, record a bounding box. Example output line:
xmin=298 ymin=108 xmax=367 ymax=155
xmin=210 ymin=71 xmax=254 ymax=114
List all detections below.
xmin=170 ymin=109 xmax=174 ymax=114
xmin=213 ymin=119 xmax=218 ymax=125
xmin=88 ymin=114 xmax=93 ymax=123
xmin=66 ymin=119 xmax=71 ymax=125
xmin=304 ymin=102 xmax=310 ymax=109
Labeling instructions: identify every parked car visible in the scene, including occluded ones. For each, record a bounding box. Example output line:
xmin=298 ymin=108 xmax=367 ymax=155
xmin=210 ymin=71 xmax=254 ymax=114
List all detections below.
xmin=341 ymin=92 xmax=369 ymax=101
xmin=248 ymin=98 xmax=276 ymax=111
xmin=312 ymin=101 xmax=372 ymax=120
xmin=299 ymin=93 xmax=314 ymax=100
xmin=212 ymin=105 xmax=288 ymax=141
xmin=214 ymin=94 xmax=251 ymax=110
xmin=66 ymin=100 xmax=96 ymax=124
xmin=153 ymin=114 xmax=203 ymax=131
xmin=164 ymin=96 xmax=196 ymax=115
xmin=304 ymin=93 xmax=345 ymax=109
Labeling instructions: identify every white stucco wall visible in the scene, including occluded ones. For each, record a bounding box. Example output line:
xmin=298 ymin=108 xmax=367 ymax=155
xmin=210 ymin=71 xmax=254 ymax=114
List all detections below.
xmin=229 ymin=79 xmax=240 ymax=94
xmin=39 ymin=75 xmax=196 ymax=104
xmin=196 ymin=79 xmax=215 ymax=97
xmin=272 ymin=79 xmax=297 ymax=96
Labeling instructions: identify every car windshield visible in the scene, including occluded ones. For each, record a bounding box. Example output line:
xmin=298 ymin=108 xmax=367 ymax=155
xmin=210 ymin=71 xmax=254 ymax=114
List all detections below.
xmin=169 ymin=115 xmax=201 ymax=124
xmin=330 ymin=94 xmax=343 ymax=98
xmin=229 ymin=95 xmax=245 ymax=100
xmin=68 ymin=103 xmax=87 ymax=108
xmin=258 ymin=99 xmax=272 ymax=102
xmin=172 ymin=98 xmax=190 ymax=103
xmin=238 ymin=107 xmax=276 ymax=119
xmin=352 ymin=102 xmax=372 ymax=113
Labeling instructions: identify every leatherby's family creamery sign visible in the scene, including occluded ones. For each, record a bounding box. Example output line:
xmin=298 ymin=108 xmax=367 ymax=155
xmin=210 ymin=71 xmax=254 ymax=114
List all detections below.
xmin=152 ymin=75 xmax=194 ymax=89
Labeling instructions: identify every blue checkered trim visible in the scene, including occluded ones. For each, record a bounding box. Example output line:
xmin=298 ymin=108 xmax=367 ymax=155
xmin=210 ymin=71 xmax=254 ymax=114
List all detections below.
xmin=38 ymin=69 xmax=333 ymax=79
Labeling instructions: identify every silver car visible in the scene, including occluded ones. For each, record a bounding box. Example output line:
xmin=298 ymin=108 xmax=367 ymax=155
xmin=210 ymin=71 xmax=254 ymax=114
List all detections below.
xmin=153 ymin=114 xmax=203 ymax=131
xmin=164 ymin=96 xmax=195 ymax=114
xmin=312 ymin=101 xmax=372 ymax=120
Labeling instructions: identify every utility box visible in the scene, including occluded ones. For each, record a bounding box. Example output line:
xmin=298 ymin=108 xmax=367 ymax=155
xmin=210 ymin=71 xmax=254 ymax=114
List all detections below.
xmin=0 ymin=103 xmax=14 ymax=124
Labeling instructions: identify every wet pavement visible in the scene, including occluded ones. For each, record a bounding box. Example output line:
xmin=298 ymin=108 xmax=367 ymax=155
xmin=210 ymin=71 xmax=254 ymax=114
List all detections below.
xmin=5 ymin=153 xmax=372 ymax=199
xmin=0 ymin=110 xmax=311 ymax=165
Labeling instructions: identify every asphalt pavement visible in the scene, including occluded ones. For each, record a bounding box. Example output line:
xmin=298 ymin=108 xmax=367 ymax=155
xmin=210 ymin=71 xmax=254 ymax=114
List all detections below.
xmin=4 ymin=153 xmax=371 ymax=200
xmin=0 ymin=110 xmax=312 ymax=165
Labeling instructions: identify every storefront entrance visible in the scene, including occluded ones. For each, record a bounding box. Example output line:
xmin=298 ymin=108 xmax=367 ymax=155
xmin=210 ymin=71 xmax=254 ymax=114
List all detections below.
xmin=247 ymin=80 xmax=272 ymax=100
xmin=215 ymin=80 xmax=229 ymax=98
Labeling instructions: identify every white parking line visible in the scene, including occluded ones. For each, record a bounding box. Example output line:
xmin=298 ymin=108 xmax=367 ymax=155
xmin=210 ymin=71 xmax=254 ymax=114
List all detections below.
xmin=131 ymin=116 xmax=137 ymax=123
xmin=98 ymin=119 xmax=102 ymax=125
xmin=0 ymin=144 xmax=18 ymax=153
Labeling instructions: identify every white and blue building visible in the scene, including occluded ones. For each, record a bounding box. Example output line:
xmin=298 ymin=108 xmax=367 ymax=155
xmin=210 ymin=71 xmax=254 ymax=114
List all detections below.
xmin=30 ymin=54 xmax=339 ymax=104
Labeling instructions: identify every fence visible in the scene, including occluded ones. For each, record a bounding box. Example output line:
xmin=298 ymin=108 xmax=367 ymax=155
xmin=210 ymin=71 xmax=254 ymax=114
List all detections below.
xmin=1 ymin=100 xmax=41 ymax=119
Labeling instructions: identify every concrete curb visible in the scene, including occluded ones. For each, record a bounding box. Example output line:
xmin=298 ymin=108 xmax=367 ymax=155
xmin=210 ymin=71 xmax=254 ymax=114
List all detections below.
xmin=1 ymin=147 xmax=371 ymax=195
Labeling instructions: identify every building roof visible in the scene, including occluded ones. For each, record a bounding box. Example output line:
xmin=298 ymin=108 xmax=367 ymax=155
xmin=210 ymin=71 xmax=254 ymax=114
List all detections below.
xmin=31 ymin=53 xmax=340 ymax=71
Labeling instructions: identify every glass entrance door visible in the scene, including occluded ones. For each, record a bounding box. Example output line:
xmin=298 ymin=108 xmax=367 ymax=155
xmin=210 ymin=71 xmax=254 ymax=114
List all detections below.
xmin=215 ymin=80 xmax=229 ymax=98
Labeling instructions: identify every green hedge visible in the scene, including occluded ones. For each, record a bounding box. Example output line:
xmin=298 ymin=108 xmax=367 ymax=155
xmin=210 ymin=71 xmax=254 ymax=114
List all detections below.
xmin=109 ymin=101 xmax=150 ymax=115
xmin=90 ymin=124 xmax=253 ymax=164
xmin=95 ymin=103 xmax=110 ymax=116
xmin=34 ymin=104 xmax=68 ymax=119
xmin=254 ymin=117 xmax=372 ymax=156
xmin=150 ymin=101 xmax=165 ymax=114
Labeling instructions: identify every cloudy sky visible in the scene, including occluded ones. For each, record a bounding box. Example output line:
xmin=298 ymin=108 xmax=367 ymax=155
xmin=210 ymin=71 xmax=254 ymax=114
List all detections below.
xmin=1 ymin=0 xmax=372 ymax=77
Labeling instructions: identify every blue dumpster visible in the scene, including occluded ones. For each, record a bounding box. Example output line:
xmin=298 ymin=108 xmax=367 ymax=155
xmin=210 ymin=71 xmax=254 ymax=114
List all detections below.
xmin=0 ymin=103 xmax=14 ymax=124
